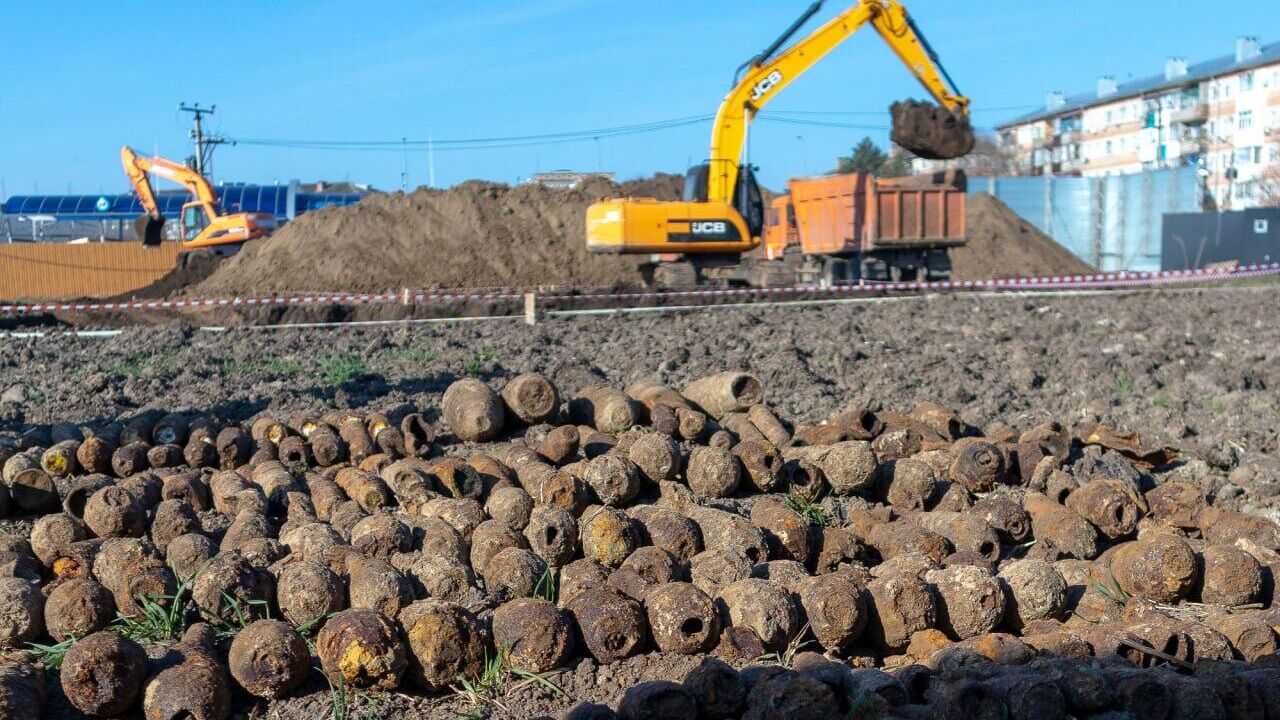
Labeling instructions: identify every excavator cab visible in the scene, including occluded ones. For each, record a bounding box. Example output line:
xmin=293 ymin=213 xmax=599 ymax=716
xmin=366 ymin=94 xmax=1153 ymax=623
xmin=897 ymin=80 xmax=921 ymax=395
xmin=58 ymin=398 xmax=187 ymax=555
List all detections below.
xmin=180 ymin=202 xmax=216 ymax=243
xmin=682 ymin=163 xmax=766 ymax=240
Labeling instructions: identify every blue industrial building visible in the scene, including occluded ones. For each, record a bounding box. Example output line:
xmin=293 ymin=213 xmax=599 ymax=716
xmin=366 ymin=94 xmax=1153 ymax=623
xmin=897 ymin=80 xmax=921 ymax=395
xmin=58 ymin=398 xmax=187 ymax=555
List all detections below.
xmin=1 ymin=181 xmax=368 ymax=241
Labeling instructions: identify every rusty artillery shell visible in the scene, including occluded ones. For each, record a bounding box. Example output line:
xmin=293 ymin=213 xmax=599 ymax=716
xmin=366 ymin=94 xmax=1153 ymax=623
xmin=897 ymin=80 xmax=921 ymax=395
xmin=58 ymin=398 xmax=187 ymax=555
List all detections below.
xmin=31 ymin=512 xmax=90 ymax=567
xmin=524 ymin=505 xmax=579 ymax=567
xmin=423 ymin=457 xmax=481 ymax=501
xmin=146 ymin=442 xmax=184 ymax=469
xmin=626 ymin=377 xmax=695 ymax=413
xmin=83 ymin=485 xmax=146 ymax=538
xmin=971 ymin=495 xmax=1032 ymax=544
xmin=628 ymin=505 xmax=703 ymax=562
xmin=0 ymin=549 xmax=42 ymax=583
xmin=671 ymin=406 xmax=706 ymax=443
xmin=377 ymin=458 xmax=435 ymax=513
xmin=500 ymin=372 xmax=560 ymax=426
xmin=1205 ymin=612 xmax=1278 ymax=661
xmin=686 ymin=506 xmax=768 ymax=566
xmin=420 ymin=497 xmax=485 ymax=540
xmin=720 ymin=412 xmax=768 ymax=445
xmin=360 ymin=412 xmax=402 ymax=457
xmin=5 ymin=464 xmax=58 ymax=514
xmin=682 ymin=657 xmax=746 ymax=719
xmin=750 ymin=496 xmax=817 ymax=566
xmin=228 ymin=619 xmax=310 ymax=700
xmin=470 ymin=519 xmax=529 ymax=575
xmin=0 ymin=578 xmax=43 ymax=648
xmin=220 ymin=506 xmax=274 ymax=551
xmin=0 ymin=651 xmax=45 ymax=717
xmin=91 ymin=537 xmax=160 ymax=595
xmin=141 ymin=625 xmax=233 ymax=720
xmin=161 ymin=470 xmax=212 ymax=511
xmin=582 ymin=506 xmax=642 ymax=568
xmin=681 ymin=372 xmax=763 ymax=420
xmin=539 ymin=425 xmax=580 ymax=465
xmin=743 ymin=670 xmax=840 ymax=720
xmin=408 ymin=516 xmax=467 ymax=564
xmin=482 ymin=547 xmax=548 ymax=598
xmin=40 ymin=439 xmax=79 ymax=478
xmin=347 ymin=554 xmax=413 ymax=618
xmin=569 ymin=386 xmax=639 ymax=434
xmin=112 ymin=559 xmax=176 ymax=620
xmin=564 ymin=703 xmax=621 ymax=720
xmin=575 ymin=429 xmax=616 ymax=459
xmin=1065 ymin=478 xmax=1144 ymax=540
xmin=885 ymin=457 xmax=938 ymax=512
xmin=1143 ymin=481 xmax=1206 ymax=529
xmin=1023 ymin=491 xmax=1101 ymax=560
xmin=1201 ymin=544 xmax=1263 ymax=606
xmin=1200 ymin=507 xmax=1280 ymax=551
xmin=987 ymin=673 xmax=1066 ymax=720
xmin=150 ymin=499 xmax=201 ymax=556
xmin=167 ymin=533 xmax=218 ymax=581
xmin=152 ymin=413 xmax=189 ymax=447
xmin=796 ymin=573 xmax=866 ymax=653
xmin=493 ymin=597 xmax=575 ymax=672
xmin=916 ymin=511 xmax=1002 ymax=564
xmin=867 ymin=520 xmax=951 ymax=565
xmin=864 ymin=573 xmax=938 ymax=653
xmin=249 ymin=416 xmax=288 ymax=445
xmin=925 ymin=566 xmax=1006 ymax=640
xmin=117 ymin=416 xmax=154 ymax=447
xmin=275 ymin=434 xmax=311 ymax=468
xmin=716 ymin=578 xmax=802 ymax=653
xmin=1111 ymin=534 xmax=1198 ymax=603
xmin=583 ymin=453 xmax=642 ymax=506
xmin=948 ymin=438 xmax=1005 ymax=494
xmin=485 ymin=485 xmax=533 ymax=531
xmin=784 ymin=441 xmax=878 ymax=496
xmin=334 ymin=467 xmax=392 ymax=511
xmin=191 ymin=550 xmax=275 ymax=624
xmin=641 ymin=582 xmax=718 ymax=655
xmin=391 ymin=413 xmax=430 ymax=459
xmin=997 ymin=560 xmax=1067 ymax=630
xmin=908 ymin=402 xmax=962 ymax=442
xmin=349 ymin=513 xmax=411 ymax=559
xmin=215 ymin=426 xmax=253 ymax=470
xmin=685 ymin=446 xmax=741 ymax=500
xmin=730 ymin=439 xmax=783 ymax=494
xmin=618 ymin=680 xmax=698 ymax=720
xmin=60 ymin=474 xmax=113 ymax=520
xmin=183 ymin=434 xmax=218 ymax=469
xmin=569 ymin=586 xmax=648 ymax=663
xmin=316 ymin=608 xmax=407 ymax=691
xmin=60 ymin=631 xmax=148 ymax=716
xmin=557 ymin=558 xmax=612 ymax=608
xmin=649 ymin=403 xmax=679 ymax=436
xmin=275 ymin=560 xmax=346 ymax=627
xmin=395 ymin=552 xmax=478 ymax=605
xmin=618 ymin=545 xmax=680 ymax=591
xmin=814 ymin=527 xmax=865 ymax=575
xmin=872 ymin=427 xmax=924 ymax=462
xmin=76 ymin=435 xmax=116 ymax=475
xmin=337 ymin=416 xmax=376 ymax=464
xmin=306 ymin=426 xmax=346 ymax=468
xmin=743 ymin=404 xmax=790 ymax=449
xmin=627 ymin=431 xmax=681 ymax=485
xmin=111 ymin=443 xmax=151 ymax=476
xmin=210 ymin=470 xmax=250 ymax=514
xmin=440 ymin=378 xmax=505 ymax=442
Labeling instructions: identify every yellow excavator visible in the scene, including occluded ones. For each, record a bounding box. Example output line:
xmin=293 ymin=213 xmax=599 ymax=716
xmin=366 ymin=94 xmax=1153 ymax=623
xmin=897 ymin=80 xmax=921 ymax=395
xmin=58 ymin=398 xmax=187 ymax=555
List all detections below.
xmin=586 ymin=0 xmax=974 ymax=286
xmin=121 ymin=145 xmax=277 ymax=253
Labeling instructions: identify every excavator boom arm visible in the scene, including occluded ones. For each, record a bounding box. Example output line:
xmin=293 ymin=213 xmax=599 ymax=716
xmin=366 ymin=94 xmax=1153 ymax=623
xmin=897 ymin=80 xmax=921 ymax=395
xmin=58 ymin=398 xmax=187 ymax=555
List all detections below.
xmin=707 ymin=0 xmax=970 ymax=204
xmin=120 ymin=145 xmax=222 ymax=209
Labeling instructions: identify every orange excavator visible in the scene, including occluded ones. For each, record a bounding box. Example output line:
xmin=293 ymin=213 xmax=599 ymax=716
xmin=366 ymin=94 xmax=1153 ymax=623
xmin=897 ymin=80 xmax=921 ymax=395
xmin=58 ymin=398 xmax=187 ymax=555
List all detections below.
xmin=120 ymin=145 xmax=277 ymax=253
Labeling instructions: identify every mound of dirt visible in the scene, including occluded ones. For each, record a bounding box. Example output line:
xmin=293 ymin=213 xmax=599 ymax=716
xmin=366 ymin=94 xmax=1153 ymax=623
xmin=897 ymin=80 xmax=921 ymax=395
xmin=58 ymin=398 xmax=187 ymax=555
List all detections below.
xmin=195 ymin=175 xmax=685 ymax=296
xmin=952 ymin=193 xmax=1096 ymax=280
xmin=119 ymin=250 xmax=224 ymax=300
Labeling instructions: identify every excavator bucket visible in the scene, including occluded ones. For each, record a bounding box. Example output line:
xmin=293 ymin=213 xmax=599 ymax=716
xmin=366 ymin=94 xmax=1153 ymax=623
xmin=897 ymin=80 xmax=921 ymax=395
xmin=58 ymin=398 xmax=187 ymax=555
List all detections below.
xmin=890 ymin=100 xmax=975 ymax=161
xmin=134 ymin=214 xmax=166 ymax=247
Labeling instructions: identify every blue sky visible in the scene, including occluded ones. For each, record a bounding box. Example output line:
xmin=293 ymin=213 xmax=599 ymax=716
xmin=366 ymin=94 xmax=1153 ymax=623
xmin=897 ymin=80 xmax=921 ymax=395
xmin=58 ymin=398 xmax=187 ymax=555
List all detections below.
xmin=1 ymin=0 xmax=1275 ymax=196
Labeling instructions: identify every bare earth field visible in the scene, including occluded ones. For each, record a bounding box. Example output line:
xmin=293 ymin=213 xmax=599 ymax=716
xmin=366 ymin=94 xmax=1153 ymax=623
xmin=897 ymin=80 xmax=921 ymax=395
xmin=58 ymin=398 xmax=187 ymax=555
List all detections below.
xmin=5 ymin=285 xmax=1280 ymax=719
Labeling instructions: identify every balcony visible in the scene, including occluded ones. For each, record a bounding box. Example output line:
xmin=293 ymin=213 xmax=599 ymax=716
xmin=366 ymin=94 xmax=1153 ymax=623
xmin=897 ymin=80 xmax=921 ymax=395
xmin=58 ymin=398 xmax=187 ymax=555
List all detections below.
xmin=1171 ymin=103 xmax=1209 ymax=125
xmin=1058 ymin=130 xmax=1082 ymax=146
xmin=1178 ymin=137 xmax=1208 ymax=156
xmin=1267 ymin=126 xmax=1280 ymax=139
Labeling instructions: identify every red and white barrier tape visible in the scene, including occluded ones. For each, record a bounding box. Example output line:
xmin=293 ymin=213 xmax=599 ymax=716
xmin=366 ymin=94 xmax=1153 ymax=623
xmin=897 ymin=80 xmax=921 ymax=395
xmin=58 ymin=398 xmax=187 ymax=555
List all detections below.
xmin=3 ymin=263 xmax=1277 ymax=315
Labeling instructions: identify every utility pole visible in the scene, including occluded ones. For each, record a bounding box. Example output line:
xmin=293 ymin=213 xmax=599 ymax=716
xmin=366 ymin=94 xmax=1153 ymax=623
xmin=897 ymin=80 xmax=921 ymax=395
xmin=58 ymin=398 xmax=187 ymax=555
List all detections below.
xmin=401 ymin=137 xmax=409 ymax=192
xmin=428 ymin=133 xmax=436 ymax=189
xmin=178 ymin=102 xmax=228 ymax=179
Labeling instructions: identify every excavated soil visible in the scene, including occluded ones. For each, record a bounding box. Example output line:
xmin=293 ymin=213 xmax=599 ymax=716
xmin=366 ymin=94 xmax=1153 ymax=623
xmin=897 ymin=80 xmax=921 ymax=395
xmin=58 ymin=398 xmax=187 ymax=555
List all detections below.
xmin=193 ymin=175 xmax=684 ymax=297
xmin=951 ymin=193 xmax=1097 ymax=281
xmin=187 ymin=177 xmax=1089 ymax=299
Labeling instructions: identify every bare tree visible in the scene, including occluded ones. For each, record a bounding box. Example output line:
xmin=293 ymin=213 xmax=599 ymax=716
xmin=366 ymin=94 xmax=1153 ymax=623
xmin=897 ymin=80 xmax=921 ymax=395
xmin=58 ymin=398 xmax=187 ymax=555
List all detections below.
xmin=1259 ymin=163 xmax=1280 ymax=208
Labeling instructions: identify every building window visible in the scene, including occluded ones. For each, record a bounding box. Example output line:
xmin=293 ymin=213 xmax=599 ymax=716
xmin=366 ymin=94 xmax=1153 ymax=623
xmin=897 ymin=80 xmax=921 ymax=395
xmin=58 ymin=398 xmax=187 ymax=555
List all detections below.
xmin=1105 ymin=140 xmax=1113 ymax=154
xmin=1241 ymin=72 xmax=1255 ymax=92
xmin=1239 ymin=110 xmax=1253 ymax=130
xmin=1270 ymin=146 xmax=1280 ymax=164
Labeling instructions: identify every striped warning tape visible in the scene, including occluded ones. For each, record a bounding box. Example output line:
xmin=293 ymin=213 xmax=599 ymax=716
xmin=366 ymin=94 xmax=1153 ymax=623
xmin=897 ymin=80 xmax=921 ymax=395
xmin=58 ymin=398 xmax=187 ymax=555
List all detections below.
xmin=2 ymin=262 xmax=1277 ymax=315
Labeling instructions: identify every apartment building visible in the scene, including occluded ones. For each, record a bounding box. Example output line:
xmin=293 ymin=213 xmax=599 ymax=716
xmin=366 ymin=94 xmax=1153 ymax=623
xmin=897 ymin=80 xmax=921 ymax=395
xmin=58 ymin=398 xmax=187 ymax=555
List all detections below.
xmin=943 ymin=38 xmax=1280 ymax=209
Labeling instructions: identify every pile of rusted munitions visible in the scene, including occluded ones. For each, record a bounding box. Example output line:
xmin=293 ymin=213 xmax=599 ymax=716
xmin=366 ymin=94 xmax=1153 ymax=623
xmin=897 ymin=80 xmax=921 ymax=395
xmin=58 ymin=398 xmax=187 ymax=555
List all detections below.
xmin=0 ymin=370 xmax=1278 ymax=720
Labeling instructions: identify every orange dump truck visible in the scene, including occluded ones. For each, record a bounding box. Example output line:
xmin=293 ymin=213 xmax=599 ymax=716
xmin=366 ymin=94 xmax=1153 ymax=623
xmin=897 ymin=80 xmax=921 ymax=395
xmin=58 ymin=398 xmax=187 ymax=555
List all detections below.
xmin=762 ymin=170 xmax=967 ymax=283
